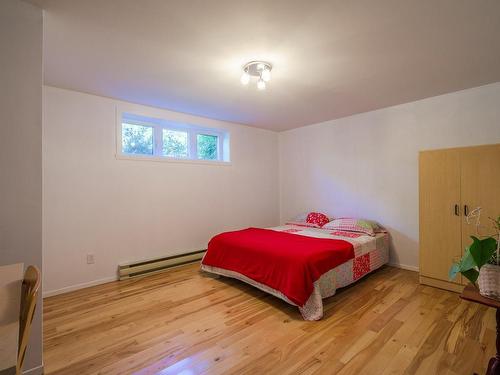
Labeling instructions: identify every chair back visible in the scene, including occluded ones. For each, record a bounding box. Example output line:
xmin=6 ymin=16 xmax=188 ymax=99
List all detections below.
xmin=16 ymin=265 xmax=41 ymax=375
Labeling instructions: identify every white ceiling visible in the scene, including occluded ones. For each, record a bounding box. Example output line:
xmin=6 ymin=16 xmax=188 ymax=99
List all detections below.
xmin=37 ymin=0 xmax=500 ymax=131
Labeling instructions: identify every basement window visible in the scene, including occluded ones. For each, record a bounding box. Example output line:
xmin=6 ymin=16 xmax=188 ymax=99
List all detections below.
xmin=162 ymin=129 xmax=188 ymax=158
xmin=121 ymin=123 xmax=154 ymax=155
xmin=197 ymin=134 xmax=218 ymax=160
xmin=117 ymin=112 xmax=230 ymax=163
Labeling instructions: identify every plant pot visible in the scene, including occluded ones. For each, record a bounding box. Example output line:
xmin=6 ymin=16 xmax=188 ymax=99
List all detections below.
xmin=478 ymin=263 xmax=500 ymax=301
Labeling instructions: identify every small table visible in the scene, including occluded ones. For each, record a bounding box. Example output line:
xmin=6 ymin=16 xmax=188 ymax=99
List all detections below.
xmin=0 ymin=263 xmax=23 ymax=375
xmin=461 ymin=284 xmax=500 ymax=375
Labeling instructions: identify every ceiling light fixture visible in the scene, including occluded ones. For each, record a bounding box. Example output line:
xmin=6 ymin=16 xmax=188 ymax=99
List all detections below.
xmin=240 ymin=72 xmax=250 ymax=85
xmin=241 ymin=61 xmax=272 ymax=90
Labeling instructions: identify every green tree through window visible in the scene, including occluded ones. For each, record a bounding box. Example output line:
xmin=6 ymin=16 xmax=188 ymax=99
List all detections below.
xmin=197 ymin=134 xmax=218 ymax=160
xmin=120 ymin=116 xmax=228 ymax=162
xmin=163 ymin=130 xmax=188 ymax=158
xmin=122 ymin=123 xmax=153 ymax=155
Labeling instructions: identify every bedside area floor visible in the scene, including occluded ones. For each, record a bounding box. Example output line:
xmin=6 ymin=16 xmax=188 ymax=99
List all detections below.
xmin=43 ymin=264 xmax=495 ymax=375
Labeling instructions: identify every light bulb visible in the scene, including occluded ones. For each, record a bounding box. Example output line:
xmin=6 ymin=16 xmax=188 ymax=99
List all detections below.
xmin=257 ymin=79 xmax=266 ymax=90
xmin=240 ymin=72 xmax=250 ymax=85
xmin=261 ymin=68 xmax=271 ymax=82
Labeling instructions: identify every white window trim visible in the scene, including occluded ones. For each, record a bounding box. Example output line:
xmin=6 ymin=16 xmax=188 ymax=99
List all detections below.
xmin=115 ymin=108 xmax=231 ymax=166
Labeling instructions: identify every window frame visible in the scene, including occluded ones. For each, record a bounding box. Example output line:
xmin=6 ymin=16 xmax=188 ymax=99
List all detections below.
xmin=116 ymin=110 xmax=230 ymax=165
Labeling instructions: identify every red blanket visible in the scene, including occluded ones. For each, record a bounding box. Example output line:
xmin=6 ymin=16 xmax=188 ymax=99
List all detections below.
xmin=202 ymin=228 xmax=354 ymax=306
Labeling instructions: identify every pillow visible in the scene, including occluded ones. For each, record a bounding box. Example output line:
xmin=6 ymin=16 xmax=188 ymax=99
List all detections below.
xmin=322 ymin=218 xmax=383 ymax=236
xmin=306 ymin=212 xmax=330 ymax=227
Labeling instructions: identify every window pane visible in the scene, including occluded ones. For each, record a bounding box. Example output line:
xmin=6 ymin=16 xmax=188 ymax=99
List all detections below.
xmin=163 ymin=129 xmax=188 ymax=158
xmin=197 ymin=134 xmax=218 ymax=160
xmin=122 ymin=123 xmax=153 ymax=155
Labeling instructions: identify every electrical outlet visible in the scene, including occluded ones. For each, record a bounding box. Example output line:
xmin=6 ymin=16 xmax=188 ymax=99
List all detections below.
xmin=86 ymin=253 xmax=95 ymax=264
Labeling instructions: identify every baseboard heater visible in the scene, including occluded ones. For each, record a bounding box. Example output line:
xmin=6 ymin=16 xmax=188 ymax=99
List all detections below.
xmin=118 ymin=249 xmax=206 ymax=280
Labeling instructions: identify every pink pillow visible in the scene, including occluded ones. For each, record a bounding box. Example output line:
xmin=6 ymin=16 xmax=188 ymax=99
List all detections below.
xmin=322 ymin=218 xmax=382 ymax=236
xmin=306 ymin=212 xmax=330 ymax=227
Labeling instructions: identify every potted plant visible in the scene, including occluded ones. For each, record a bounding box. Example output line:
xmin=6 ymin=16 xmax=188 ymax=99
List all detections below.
xmin=449 ymin=208 xmax=500 ymax=300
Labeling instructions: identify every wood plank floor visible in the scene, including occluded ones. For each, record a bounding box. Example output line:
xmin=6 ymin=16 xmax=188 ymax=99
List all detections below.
xmin=43 ymin=264 xmax=496 ymax=375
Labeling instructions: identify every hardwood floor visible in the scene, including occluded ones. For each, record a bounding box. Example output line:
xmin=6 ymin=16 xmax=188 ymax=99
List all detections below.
xmin=43 ymin=264 xmax=496 ymax=375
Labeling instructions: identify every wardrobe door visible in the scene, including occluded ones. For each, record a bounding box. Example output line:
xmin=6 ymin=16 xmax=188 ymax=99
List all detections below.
xmin=460 ymin=144 xmax=500 ymax=281
xmin=419 ymin=149 xmax=462 ymax=284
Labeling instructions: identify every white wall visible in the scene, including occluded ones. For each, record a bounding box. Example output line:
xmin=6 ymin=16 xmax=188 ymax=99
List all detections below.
xmin=279 ymin=82 xmax=500 ymax=270
xmin=43 ymin=86 xmax=280 ymax=295
xmin=43 ymin=81 xmax=500 ymax=292
xmin=0 ymin=0 xmax=43 ymax=373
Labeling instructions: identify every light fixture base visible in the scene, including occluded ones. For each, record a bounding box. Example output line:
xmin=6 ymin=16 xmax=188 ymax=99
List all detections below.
xmin=243 ymin=61 xmax=272 ymax=77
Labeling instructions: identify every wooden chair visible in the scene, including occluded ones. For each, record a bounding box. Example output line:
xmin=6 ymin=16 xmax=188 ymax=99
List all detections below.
xmin=16 ymin=266 xmax=41 ymax=375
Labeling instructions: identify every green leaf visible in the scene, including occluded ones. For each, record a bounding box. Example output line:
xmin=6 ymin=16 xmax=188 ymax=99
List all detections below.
xmin=459 ymin=247 xmax=476 ymax=271
xmin=461 ymin=268 xmax=479 ymax=284
xmin=449 ymin=263 xmax=460 ymax=280
xmin=469 ymin=236 xmax=498 ymax=269
xmin=449 ymin=246 xmax=481 ymax=283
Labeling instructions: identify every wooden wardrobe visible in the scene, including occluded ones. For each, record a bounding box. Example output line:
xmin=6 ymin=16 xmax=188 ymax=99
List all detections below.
xmin=419 ymin=143 xmax=500 ymax=292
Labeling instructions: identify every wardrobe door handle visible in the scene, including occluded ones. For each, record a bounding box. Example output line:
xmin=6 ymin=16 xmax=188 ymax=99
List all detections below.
xmin=454 ymin=204 xmax=460 ymax=216
xmin=464 ymin=204 xmax=469 ymax=217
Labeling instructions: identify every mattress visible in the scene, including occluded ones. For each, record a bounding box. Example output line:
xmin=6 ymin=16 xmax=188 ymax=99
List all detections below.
xmin=201 ymin=224 xmax=389 ymax=320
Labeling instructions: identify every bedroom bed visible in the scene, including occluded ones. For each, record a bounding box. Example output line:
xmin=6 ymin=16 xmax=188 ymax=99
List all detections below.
xmin=201 ymin=222 xmax=389 ymax=320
